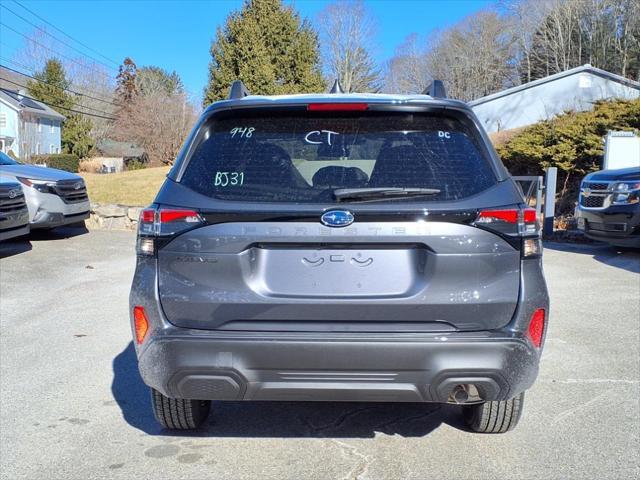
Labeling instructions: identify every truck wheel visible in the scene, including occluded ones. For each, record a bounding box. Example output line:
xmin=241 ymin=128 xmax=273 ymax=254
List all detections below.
xmin=151 ymin=388 xmax=211 ymax=430
xmin=463 ymin=392 xmax=525 ymax=433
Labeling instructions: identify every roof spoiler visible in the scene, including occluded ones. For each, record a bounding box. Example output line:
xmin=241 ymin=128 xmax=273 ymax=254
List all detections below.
xmin=228 ymin=80 xmax=250 ymax=100
xmin=423 ymin=80 xmax=446 ymax=98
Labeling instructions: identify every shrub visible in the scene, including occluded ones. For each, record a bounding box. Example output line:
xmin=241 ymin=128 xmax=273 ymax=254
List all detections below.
xmin=496 ymin=98 xmax=640 ymax=214
xmin=31 ymin=153 xmax=80 ymax=173
xmin=125 ymin=159 xmax=147 ymax=171
xmin=78 ymin=159 xmax=103 ymax=173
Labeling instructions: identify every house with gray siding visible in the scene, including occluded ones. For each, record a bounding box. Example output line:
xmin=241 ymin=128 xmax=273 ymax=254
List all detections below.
xmin=470 ymin=65 xmax=640 ymax=133
xmin=0 ymin=88 xmax=65 ymax=159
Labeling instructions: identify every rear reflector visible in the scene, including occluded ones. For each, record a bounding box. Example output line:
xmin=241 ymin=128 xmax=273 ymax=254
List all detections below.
xmin=527 ymin=308 xmax=546 ymax=348
xmin=307 ymin=103 xmax=368 ymax=112
xmin=133 ymin=306 xmax=149 ymax=344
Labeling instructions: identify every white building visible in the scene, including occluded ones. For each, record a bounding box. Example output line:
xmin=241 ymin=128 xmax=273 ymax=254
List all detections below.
xmin=470 ymin=65 xmax=640 ymax=133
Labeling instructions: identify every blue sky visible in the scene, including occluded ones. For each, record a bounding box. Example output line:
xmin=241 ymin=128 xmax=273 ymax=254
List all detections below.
xmin=0 ymin=0 xmax=491 ymax=99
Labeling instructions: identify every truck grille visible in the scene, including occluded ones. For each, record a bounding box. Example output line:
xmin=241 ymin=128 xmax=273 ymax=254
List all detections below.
xmin=0 ymin=185 xmax=28 ymax=215
xmin=581 ymin=195 xmax=606 ymax=208
xmin=52 ymin=179 xmax=89 ymax=204
xmin=579 ymin=181 xmax=611 ymax=209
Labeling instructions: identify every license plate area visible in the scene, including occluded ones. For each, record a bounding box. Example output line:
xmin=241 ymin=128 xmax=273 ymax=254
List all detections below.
xmin=246 ymin=245 xmax=428 ymax=299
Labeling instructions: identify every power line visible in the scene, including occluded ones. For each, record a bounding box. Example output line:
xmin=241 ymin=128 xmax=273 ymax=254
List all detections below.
xmin=0 ymin=77 xmax=117 ymax=120
xmin=0 ymin=75 xmax=115 ymax=115
xmin=0 ymin=22 xmax=114 ymax=81
xmin=11 ymin=0 xmax=120 ymax=67
xmin=0 ymin=61 xmax=118 ymax=106
xmin=0 ymin=4 xmax=118 ymax=73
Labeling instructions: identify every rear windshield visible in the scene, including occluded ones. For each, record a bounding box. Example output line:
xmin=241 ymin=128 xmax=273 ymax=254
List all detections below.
xmin=180 ymin=111 xmax=496 ymax=203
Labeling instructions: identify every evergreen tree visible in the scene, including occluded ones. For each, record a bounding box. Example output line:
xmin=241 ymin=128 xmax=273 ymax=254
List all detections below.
xmin=203 ymin=0 xmax=324 ymax=105
xmin=62 ymin=114 xmax=94 ymax=158
xmin=115 ymin=57 xmax=138 ymax=104
xmin=27 ymin=59 xmax=94 ymax=158
xmin=136 ymin=66 xmax=184 ymax=96
xmin=26 ymin=59 xmax=73 ymax=114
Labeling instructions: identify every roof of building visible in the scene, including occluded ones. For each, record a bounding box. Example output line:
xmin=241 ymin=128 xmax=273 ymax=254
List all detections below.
xmin=469 ymin=65 xmax=640 ymax=107
xmin=0 ymin=87 xmax=66 ymax=120
xmin=95 ymin=139 xmax=145 ymax=158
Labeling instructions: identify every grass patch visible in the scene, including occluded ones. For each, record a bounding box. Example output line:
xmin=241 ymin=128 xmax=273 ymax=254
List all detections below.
xmin=81 ymin=167 xmax=170 ymax=206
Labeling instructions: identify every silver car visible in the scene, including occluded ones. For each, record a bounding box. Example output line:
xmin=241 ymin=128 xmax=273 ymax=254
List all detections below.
xmin=0 ymin=152 xmax=90 ymax=229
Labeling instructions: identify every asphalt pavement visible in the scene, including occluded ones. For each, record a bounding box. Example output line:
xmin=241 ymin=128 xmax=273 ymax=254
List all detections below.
xmin=0 ymin=228 xmax=638 ymax=479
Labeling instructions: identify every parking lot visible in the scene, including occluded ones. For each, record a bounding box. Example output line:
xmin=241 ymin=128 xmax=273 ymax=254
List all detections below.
xmin=0 ymin=228 xmax=638 ymax=480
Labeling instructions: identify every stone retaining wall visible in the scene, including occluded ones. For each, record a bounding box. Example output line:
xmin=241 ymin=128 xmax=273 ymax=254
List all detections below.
xmin=87 ymin=204 xmax=143 ymax=230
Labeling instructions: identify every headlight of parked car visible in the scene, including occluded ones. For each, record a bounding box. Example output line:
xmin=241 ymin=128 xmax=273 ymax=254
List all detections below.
xmin=16 ymin=177 xmax=56 ymax=194
xmin=611 ymin=181 xmax=640 ymax=205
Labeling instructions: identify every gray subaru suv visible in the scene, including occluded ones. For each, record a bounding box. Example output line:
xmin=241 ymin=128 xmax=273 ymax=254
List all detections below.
xmin=130 ymin=83 xmax=549 ymax=433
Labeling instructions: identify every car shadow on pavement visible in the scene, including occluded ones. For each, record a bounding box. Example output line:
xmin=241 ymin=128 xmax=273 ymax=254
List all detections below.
xmin=28 ymin=225 xmax=89 ymax=242
xmin=0 ymin=238 xmax=32 ymax=258
xmin=544 ymin=241 xmax=640 ymax=274
xmin=112 ymin=342 xmax=469 ymax=438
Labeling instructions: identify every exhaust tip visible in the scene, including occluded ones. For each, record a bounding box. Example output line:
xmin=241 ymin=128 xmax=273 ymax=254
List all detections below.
xmin=447 ymin=384 xmax=483 ymax=404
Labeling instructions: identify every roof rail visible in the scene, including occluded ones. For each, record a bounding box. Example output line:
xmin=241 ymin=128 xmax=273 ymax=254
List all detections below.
xmin=228 ymin=80 xmax=250 ymax=100
xmin=329 ymin=79 xmax=344 ymax=94
xmin=423 ymin=80 xmax=446 ymax=98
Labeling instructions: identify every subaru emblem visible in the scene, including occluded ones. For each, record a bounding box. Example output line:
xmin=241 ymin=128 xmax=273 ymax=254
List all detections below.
xmin=321 ymin=210 xmax=354 ymax=227
xmin=74 ymin=181 xmax=83 ymax=190
xmin=7 ymin=189 xmax=20 ymax=199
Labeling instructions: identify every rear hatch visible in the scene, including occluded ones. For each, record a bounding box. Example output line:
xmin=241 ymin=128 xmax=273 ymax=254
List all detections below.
xmin=146 ymin=104 xmax=530 ymax=332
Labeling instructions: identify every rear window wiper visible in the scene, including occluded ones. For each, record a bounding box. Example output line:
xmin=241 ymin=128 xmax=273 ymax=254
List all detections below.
xmin=334 ymin=187 xmax=441 ymax=202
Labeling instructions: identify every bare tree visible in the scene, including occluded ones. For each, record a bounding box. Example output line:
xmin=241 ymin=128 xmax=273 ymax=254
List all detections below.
xmin=422 ymin=10 xmax=518 ymax=101
xmin=11 ymin=28 xmax=117 ymax=144
xmin=317 ymin=0 xmax=382 ymax=92
xmin=499 ymin=0 xmax=553 ymax=83
xmin=113 ymin=90 xmax=197 ymax=165
xmin=383 ymin=34 xmax=431 ymax=94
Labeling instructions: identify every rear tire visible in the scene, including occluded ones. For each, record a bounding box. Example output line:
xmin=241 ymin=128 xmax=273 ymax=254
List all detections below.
xmin=150 ymin=388 xmax=211 ymax=430
xmin=463 ymin=392 xmax=525 ymax=433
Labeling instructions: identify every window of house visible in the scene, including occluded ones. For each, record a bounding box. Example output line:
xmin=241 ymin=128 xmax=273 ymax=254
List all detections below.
xmin=0 ymin=113 xmax=6 ymax=128
xmin=49 ymin=144 xmax=55 ymax=154
xmin=37 ymin=118 xmax=42 ymax=132
xmin=36 ymin=143 xmax=41 ymax=155
xmin=50 ymin=120 xmax=55 ymax=133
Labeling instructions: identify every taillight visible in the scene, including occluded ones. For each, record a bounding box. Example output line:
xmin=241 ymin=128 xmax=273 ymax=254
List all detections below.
xmin=133 ymin=306 xmax=149 ymax=344
xmin=136 ymin=207 xmax=204 ymax=256
xmin=527 ymin=308 xmax=546 ymax=348
xmin=307 ymin=103 xmax=369 ymax=111
xmin=475 ymin=208 xmax=541 ymax=257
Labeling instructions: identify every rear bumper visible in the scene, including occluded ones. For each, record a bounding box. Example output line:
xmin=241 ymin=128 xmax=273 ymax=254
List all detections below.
xmin=137 ymin=330 xmax=540 ymax=403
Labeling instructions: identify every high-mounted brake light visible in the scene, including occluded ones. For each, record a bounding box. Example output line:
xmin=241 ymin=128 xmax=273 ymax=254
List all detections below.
xmin=133 ymin=306 xmax=149 ymax=344
xmin=527 ymin=308 xmax=546 ymax=348
xmin=307 ymin=103 xmax=369 ymax=112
